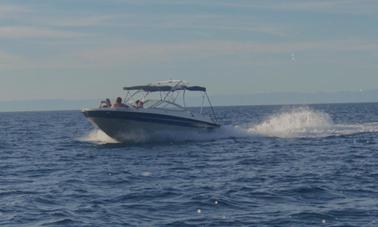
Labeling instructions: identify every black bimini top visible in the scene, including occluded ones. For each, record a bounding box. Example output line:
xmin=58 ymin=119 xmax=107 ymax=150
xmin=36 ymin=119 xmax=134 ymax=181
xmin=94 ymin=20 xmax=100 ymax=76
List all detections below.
xmin=123 ymin=85 xmax=206 ymax=92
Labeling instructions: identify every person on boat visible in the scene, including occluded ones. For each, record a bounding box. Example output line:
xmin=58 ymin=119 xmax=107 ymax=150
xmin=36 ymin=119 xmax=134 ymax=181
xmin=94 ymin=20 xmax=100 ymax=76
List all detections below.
xmin=100 ymin=98 xmax=112 ymax=108
xmin=112 ymin=97 xmax=129 ymax=108
xmin=135 ymin=99 xmax=144 ymax=109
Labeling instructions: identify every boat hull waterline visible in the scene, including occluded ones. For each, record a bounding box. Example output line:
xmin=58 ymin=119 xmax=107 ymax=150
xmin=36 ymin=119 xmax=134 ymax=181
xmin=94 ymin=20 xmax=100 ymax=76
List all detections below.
xmin=83 ymin=109 xmax=220 ymax=142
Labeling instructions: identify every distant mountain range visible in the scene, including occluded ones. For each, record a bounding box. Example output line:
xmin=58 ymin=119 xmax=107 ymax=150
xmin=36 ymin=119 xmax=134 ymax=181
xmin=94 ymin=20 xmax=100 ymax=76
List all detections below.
xmin=0 ymin=90 xmax=377 ymax=112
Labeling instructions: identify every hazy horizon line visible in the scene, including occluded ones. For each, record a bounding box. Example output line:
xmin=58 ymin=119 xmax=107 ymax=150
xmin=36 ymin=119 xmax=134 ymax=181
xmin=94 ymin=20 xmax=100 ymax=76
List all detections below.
xmin=1 ymin=88 xmax=378 ymax=102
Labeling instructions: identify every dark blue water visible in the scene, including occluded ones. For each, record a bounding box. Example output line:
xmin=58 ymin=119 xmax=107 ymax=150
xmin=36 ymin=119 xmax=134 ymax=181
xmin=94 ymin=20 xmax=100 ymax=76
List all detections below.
xmin=1 ymin=103 xmax=378 ymax=226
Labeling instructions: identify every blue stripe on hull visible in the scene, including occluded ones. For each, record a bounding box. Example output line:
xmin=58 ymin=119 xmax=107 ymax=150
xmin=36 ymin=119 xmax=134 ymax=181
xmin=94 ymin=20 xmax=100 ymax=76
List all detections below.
xmin=83 ymin=110 xmax=220 ymax=129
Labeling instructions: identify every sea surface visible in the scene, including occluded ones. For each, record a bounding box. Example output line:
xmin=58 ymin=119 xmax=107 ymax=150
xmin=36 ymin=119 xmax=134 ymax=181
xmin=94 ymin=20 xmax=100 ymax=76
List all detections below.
xmin=1 ymin=103 xmax=378 ymax=226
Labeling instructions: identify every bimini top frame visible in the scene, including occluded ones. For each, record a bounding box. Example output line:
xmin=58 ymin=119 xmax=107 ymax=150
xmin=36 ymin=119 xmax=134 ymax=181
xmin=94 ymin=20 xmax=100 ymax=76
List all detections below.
xmin=124 ymin=80 xmax=206 ymax=92
xmin=123 ymin=80 xmax=217 ymax=121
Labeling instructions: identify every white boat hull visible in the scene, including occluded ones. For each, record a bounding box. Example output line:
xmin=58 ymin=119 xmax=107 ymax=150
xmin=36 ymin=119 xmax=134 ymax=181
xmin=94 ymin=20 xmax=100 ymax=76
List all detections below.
xmin=82 ymin=108 xmax=220 ymax=143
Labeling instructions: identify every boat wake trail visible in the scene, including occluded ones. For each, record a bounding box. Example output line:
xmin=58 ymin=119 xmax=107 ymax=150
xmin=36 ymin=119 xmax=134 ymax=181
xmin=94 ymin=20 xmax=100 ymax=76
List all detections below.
xmin=246 ymin=107 xmax=378 ymax=138
xmin=79 ymin=107 xmax=378 ymax=144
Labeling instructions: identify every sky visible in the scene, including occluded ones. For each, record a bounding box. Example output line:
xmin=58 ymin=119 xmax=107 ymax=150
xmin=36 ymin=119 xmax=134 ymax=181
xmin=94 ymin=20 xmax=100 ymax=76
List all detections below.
xmin=0 ymin=0 xmax=377 ymax=102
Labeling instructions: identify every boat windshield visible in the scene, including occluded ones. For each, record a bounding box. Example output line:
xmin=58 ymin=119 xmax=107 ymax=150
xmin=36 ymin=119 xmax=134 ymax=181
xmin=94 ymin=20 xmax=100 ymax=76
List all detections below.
xmin=142 ymin=99 xmax=186 ymax=111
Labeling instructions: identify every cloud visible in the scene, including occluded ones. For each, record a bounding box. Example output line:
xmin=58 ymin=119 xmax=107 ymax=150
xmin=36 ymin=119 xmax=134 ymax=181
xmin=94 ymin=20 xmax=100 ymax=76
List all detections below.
xmin=35 ymin=15 xmax=115 ymax=28
xmin=128 ymin=0 xmax=378 ymax=14
xmin=0 ymin=1 xmax=376 ymax=70
xmin=220 ymin=0 xmax=378 ymax=14
xmin=0 ymin=50 xmax=22 ymax=67
xmin=140 ymin=23 xmax=287 ymax=38
xmin=90 ymin=12 xmax=290 ymax=38
xmin=56 ymin=15 xmax=113 ymax=27
xmin=0 ymin=26 xmax=84 ymax=39
xmin=0 ymin=4 xmax=30 ymax=14
xmin=76 ymin=39 xmax=378 ymax=67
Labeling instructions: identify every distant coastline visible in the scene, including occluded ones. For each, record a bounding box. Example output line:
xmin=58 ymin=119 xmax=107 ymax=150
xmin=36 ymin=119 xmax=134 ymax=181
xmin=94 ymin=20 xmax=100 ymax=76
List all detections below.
xmin=1 ymin=89 xmax=378 ymax=112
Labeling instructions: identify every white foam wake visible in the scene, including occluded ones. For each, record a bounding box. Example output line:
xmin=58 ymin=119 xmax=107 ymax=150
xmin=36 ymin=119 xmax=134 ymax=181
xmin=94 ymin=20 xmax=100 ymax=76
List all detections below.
xmin=247 ymin=107 xmax=378 ymax=138
xmin=79 ymin=130 xmax=118 ymax=144
xmin=248 ymin=107 xmax=333 ymax=138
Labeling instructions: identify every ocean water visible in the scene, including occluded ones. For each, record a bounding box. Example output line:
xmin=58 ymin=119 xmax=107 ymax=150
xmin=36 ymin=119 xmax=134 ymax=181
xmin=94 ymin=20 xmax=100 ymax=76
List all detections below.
xmin=1 ymin=103 xmax=378 ymax=226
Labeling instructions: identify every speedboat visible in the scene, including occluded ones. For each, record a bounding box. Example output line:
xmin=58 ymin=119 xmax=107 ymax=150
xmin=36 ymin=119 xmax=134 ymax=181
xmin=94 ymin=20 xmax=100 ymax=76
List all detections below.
xmin=82 ymin=80 xmax=220 ymax=142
